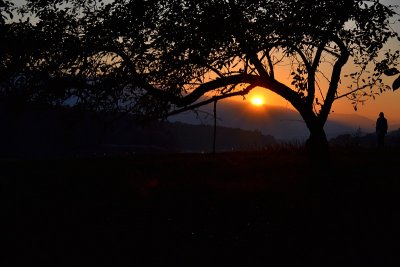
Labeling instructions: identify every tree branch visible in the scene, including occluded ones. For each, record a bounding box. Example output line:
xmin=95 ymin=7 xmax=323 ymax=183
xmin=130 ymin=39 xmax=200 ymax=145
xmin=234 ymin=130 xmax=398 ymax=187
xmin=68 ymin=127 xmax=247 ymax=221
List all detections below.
xmin=248 ymin=51 xmax=270 ymax=79
xmin=112 ymin=49 xmax=264 ymax=107
xmin=334 ymin=82 xmax=375 ymax=100
xmin=306 ymin=40 xmax=327 ymax=107
xmin=265 ymin=50 xmax=275 ymax=79
xmin=159 ymin=84 xmax=258 ymax=119
xmin=319 ymin=35 xmax=349 ymax=123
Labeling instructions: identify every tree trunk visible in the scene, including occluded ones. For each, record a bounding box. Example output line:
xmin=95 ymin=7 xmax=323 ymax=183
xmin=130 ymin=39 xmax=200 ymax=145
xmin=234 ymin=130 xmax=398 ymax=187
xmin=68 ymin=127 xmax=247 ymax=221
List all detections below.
xmin=305 ymin=124 xmax=329 ymax=157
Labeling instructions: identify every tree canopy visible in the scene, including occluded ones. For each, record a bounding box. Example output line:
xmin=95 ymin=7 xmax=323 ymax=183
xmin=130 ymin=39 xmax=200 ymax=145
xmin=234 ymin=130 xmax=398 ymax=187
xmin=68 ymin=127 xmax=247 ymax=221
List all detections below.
xmin=1 ymin=0 xmax=399 ymax=148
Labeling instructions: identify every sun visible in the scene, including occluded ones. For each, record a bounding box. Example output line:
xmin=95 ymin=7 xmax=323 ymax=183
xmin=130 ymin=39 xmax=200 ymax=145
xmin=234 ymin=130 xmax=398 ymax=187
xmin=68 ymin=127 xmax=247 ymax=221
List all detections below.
xmin=250 ymin=96 xmax=265 ymax=106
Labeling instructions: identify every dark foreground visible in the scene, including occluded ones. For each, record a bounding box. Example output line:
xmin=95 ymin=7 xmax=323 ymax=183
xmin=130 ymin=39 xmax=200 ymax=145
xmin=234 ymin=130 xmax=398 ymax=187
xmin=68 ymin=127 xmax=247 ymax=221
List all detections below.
xmin=7 ymin=148 xmax=400 ymax=266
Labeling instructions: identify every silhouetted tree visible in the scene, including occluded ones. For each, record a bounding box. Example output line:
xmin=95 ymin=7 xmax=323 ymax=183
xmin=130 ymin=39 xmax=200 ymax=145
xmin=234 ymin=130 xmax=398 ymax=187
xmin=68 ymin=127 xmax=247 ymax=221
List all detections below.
xmin=1 ymin=0 xmax=399 ymax=152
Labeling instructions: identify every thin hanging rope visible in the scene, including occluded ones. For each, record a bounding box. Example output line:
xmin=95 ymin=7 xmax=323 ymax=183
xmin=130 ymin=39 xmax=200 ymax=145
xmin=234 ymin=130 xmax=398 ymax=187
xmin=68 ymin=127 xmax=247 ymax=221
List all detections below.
xmin=213 ymin=99 xmax=217 ymax=155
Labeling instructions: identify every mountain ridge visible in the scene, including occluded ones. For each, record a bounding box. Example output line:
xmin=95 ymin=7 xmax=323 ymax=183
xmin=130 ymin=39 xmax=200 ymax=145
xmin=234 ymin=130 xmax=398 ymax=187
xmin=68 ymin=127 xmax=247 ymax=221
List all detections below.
xmin=0 ymin=104 xmax=276 ymax=157
xmin=1 ymin=102 xmax=398 ymax=158
xmin=169 ymin=101 xmax=390 ymax=140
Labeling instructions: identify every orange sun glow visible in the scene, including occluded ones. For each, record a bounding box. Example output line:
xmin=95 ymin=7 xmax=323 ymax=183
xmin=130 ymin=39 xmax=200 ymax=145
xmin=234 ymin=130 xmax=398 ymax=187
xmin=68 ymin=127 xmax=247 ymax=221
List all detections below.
xmin=250 ymin=96 xmax=265 ymax=106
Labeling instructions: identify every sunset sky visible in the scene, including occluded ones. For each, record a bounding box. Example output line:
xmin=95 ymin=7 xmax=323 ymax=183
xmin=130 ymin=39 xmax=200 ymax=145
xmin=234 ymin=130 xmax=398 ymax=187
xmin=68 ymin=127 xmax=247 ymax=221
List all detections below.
xmin=9 ymin=0 xmax=400 ymax=125
xmin=225 ymin=0 xmax=400 ymax=124
xmin=238 ymin=71 xmax=400 ymax=123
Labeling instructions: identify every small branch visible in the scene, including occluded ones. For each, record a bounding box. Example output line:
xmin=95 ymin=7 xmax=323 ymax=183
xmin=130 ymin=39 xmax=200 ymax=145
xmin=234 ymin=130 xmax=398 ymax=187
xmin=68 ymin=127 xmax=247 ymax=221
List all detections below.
xmin=265 ymin=50 xmax=275 ymax=79
xmin=306 ymin=40 xmax=327 ymax=107
xmin=248 ymin=51 xmax=270 ymax=79
xmin=335 ymin=83 xmax=375 ymax=100
xmin=165 ymin=84 xmax=258 ymax=117
xmin=319 ymin=35 xmax=349 ymax=123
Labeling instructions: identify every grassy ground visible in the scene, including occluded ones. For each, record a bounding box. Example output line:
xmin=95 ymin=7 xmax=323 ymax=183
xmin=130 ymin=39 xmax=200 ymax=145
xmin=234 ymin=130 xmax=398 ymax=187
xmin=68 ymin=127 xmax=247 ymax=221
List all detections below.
xmin=7 ymin=148 xmax=400 ymax=266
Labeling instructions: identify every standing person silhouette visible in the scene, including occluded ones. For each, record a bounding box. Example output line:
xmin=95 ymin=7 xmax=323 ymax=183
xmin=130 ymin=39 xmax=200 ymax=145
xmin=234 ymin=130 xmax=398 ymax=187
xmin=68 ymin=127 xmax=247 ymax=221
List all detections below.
xmin=376 ymin=112 xmax=388 ymax=147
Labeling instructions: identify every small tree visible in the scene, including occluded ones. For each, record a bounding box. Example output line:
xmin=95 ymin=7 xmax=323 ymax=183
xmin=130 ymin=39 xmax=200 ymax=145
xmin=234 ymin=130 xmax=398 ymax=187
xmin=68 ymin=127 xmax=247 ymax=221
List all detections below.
xmin=1 ymin=0 xmax=399 ymax=153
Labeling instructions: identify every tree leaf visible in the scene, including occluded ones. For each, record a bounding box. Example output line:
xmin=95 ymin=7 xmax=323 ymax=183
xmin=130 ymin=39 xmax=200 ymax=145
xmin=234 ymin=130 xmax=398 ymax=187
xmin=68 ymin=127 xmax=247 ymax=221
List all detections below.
xmin=392 ymin=76 xmax=400 ymax=91
xmin=383 ymin=68 xmax=400 ymax=76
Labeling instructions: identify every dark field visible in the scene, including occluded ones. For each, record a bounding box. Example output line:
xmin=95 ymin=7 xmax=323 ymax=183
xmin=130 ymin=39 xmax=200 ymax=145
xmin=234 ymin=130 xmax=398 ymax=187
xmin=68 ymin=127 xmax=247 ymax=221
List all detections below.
xmin=7 ymin=148 xmax=400 ymax=266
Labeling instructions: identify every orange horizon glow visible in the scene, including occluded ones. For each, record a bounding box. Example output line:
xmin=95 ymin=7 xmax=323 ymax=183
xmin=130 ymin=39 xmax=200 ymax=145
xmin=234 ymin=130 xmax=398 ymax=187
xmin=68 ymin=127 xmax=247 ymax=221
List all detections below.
xmin=203 ymin=57 xmax=400 ymax=122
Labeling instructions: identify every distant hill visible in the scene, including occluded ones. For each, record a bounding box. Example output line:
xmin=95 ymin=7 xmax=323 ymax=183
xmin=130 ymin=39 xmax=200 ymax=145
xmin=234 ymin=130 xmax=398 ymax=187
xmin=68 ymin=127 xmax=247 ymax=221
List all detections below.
xmin=329 ymin=128 xmax=400 ymax=148
xmin=326 ymin=113 xmax=375 ymax=137
xmin=169 ymin=100 xmax=377 ymax=141
xmin=2 ymin=101 xmax=397 ymax=158
xmin=0 ymin=104 xmax=276 ymax=158
xmin=389 ymin=123 xmax=400 ymax=132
